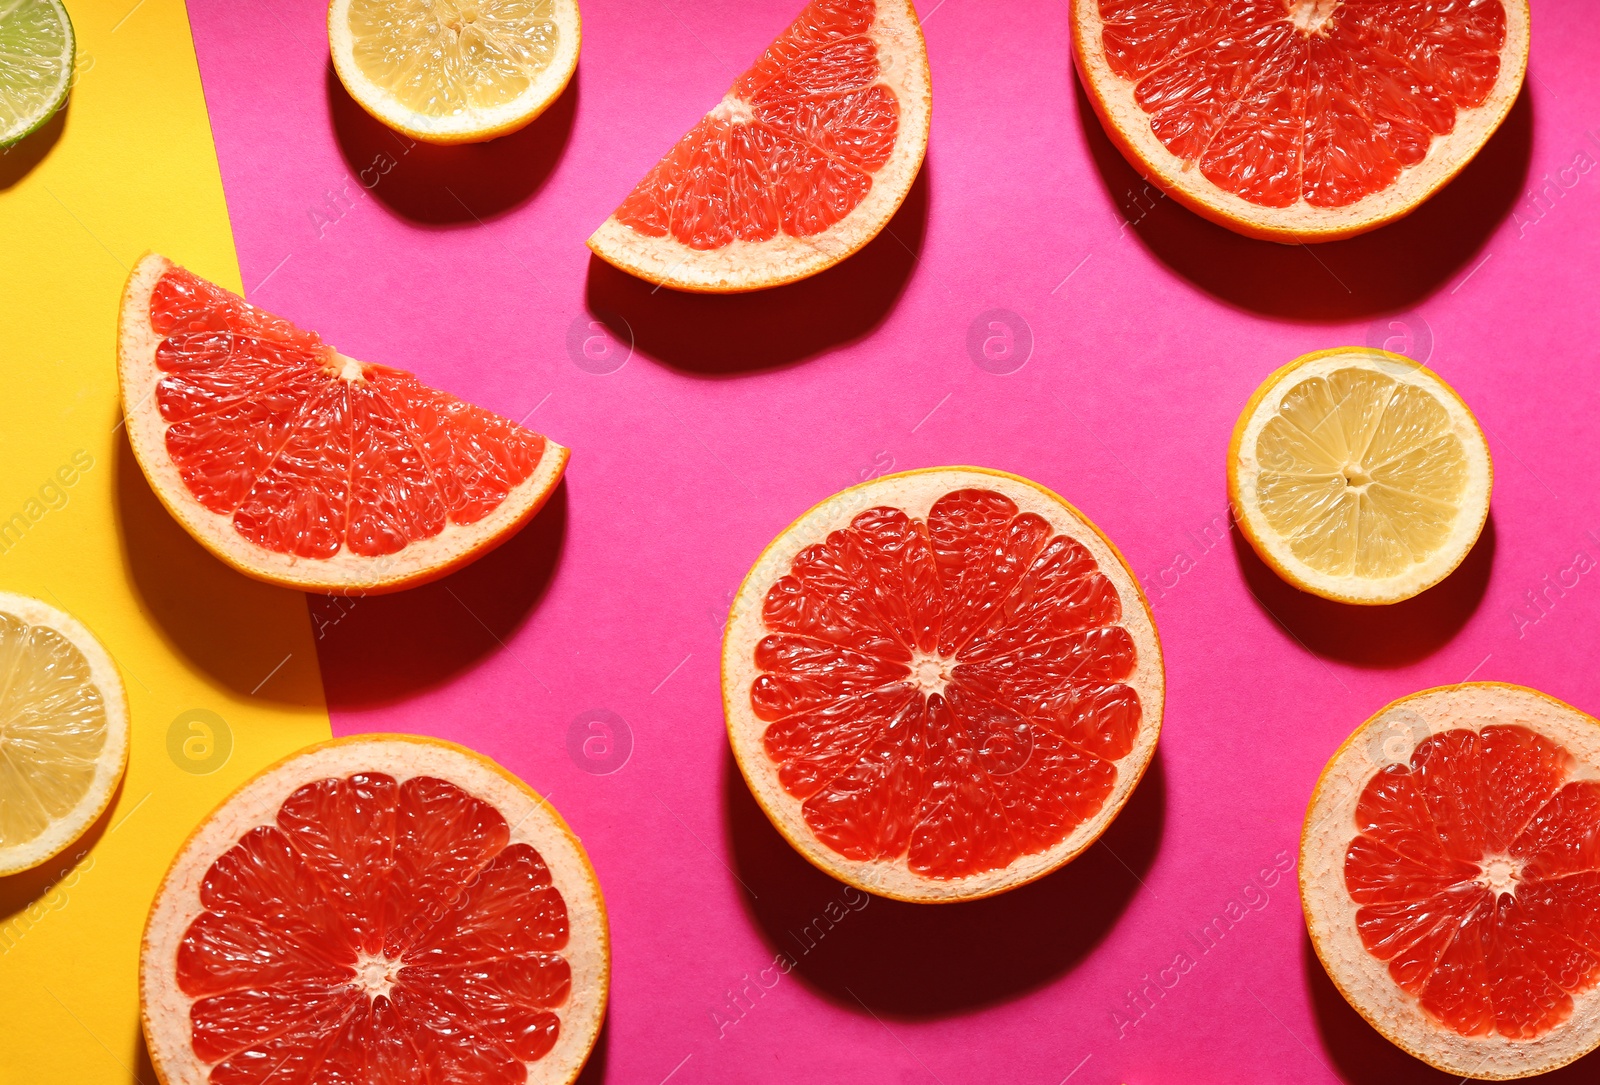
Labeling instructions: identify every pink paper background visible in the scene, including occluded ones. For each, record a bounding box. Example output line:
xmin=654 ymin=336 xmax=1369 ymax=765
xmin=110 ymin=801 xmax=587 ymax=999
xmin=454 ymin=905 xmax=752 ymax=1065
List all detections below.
xmin=182 ymin=2 xmax=1600 ymax=1081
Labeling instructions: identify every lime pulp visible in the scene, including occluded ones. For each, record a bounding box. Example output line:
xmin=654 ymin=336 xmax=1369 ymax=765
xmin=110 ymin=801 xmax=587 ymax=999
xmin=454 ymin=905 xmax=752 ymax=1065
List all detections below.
xmin=0 ymin=0 xmax=74 ymax=150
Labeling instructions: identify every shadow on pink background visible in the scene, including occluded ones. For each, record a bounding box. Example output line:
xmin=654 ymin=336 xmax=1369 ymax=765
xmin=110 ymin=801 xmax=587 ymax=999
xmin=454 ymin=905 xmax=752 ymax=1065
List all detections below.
xmin=177 ymin=1 xmax=1600 ymax=1082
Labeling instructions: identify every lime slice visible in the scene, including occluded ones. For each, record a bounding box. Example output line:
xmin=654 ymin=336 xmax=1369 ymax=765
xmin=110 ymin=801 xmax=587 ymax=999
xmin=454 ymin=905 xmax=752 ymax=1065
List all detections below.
xmin=0 ymin=0 xmax=74 ymax=150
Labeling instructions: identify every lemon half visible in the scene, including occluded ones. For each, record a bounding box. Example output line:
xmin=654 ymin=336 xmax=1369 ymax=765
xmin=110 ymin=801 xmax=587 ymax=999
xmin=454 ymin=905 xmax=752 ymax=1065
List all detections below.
xmin=0 ymin=593 xmax=129 ymax=875
xmin=1228 ymin=348 xmax=1492 ymax=605
xmin=329 ymin=0 xmax=580 ymax=145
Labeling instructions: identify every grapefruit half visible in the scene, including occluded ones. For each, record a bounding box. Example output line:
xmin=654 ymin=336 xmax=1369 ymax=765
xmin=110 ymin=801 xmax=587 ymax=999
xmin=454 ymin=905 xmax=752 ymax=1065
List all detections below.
xmin=723 ymin=467 xmax=1164 ymax=902
xmin=118 ymin=254 xmax=568 ymax=594
xmin=1071 ymin=0 xmax=1530 ymax=242
xmin=1303 ymin=683 xmax=1600 ymax=1079
xmin=587 ymin=0 xmax=931 ymax=292
xmin=141 ymin=734 xmax=608 ymax=1085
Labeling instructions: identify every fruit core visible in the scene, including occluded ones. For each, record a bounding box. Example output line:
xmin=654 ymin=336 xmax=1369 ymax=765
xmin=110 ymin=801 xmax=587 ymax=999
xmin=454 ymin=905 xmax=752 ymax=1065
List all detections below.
xmin=1476 ymin=854 xmax=1522 ymax=897
xmin=906 ymin=651 xmax=954 ymax=697
xmin=1287 ymin=0 xmax=1340 ymax=34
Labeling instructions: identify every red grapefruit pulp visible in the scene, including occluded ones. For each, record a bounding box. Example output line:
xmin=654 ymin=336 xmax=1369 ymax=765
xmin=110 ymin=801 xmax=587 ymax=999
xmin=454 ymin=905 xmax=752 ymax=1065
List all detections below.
xmin=118 ymin=254 xmax=568 ymax=593
xmin=588 ymin=0 xmax=930 ymax=291
xmin=1347 ymin=725 xmax=1600 ymax=1039
xmin=1072 ymin=0 xmax=1529 ymax=240
xmin=1304 ymin=684 xmax=1600 ymax=1078
xmin=725 ymin=469 xmax=1163 ymax=902
xmin=142 ymin=737 xmax=608 ymax=1085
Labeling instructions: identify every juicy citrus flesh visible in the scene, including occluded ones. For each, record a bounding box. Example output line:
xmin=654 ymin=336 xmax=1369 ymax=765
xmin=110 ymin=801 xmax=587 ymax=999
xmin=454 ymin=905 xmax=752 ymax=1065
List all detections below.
xmin=177 ymin=771 xmax=572 ymax=1083
xmin=751 ymin=488 xmax=1144 ymax=880
xmin=1345 ymin=724 xmax=1600 ymax=1041
xmin=0 ymin=0 xmax=72 ymax=147
xmin=345 ymin=0 xmax=560 ymax=116
xmin=0 ymin=610 xmax=107 ymax=850
xmin=147 ymin=265 xmax=548 ymax=561
xmin=1255 ymin=365 xmax=1468 ymax=579
xmin=1095 ymin=0 xmax=1507 ymax=208
xmin=614 ymin=0 xmax=900 ymax=251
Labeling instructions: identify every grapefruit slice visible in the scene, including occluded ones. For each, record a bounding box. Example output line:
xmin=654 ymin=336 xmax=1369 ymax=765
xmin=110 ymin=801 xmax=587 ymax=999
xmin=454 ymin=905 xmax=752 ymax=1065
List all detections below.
xmin=587 ymin=0 xmax=931 ymax=292
xmin=1303 ymin=684 xmax=1600 ymax=1079
xmin=723 ymin=467 xmax=1164 ymax=902
xmin=0 ymin=593 xmax=128 ymax=877
xmin=118 ymin=254 xmax=568 ymax=594
xmin=328 ymin=0 xmax=581 ymax=145
xmin=1071 ymin=0 xmax=1530 ymax=242
xmin=141 ymin=734 xmax=608 ymax=1085
xmin=1228 ymin=347 xmax=1492 ymax=605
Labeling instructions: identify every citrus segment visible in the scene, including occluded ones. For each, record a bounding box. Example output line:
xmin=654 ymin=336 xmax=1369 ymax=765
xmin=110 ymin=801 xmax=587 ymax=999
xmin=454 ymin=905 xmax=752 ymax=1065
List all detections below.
xmin=142 ymin=735 xmax=608 ymax=1085
xmin=1303 ymin=684 xmax=1600 ymax=1078
xmin=0 ymin=593 xmax=129 ymax=877
xmin=118 ymin=254 xmax=568 ymax=593
xmin=588 ymin=0 xmax=930 ymax=292
xmin=725 ymin=468 xmax=1163 ymax=902
xmin=1229 ymin=348 xmax=1491 ymax=605
xmin=328 ymin=0 xmax=581 ymax=145
xmin=1072 ymin=0 xmax=1529 ymax=240
xmin=0 ymin=0 xmax=73 ymax=150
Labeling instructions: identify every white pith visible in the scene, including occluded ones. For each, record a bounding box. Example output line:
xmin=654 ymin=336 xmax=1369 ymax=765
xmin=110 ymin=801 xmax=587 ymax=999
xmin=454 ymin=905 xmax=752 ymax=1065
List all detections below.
xmin=0 ymin=592 xmax=129 ymax=877
xmin=1302 ymin=684 xmax=1600 ymax=1079
xmin=723 ymin=467 xmax=1165 ymax=903
xmin=141 ymin=735 xmax=609 ymax=1085
xmin=326 ymin=0 xmax=581 ymax=145
xmin=1230 ymin=348 xmax=1492 ymax=605
xmin=587 ymin=0 xmax=932 ymax=293
xmin=1070 ymin=0 xmax=1530 ymax=242
xmin=117 ymin=253 xmax=568 ymax=595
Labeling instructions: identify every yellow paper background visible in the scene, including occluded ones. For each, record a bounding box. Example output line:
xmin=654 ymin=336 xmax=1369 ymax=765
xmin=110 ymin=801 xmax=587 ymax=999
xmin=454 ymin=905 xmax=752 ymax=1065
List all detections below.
xmin=0 ymin=2 xmax=330 ymax=1081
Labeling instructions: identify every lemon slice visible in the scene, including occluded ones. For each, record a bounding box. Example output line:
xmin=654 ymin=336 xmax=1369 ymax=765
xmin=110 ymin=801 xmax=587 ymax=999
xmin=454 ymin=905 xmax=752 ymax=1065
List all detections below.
xmin=0 ymin=593 xmax=129 ymax=876
xmin=1228 ymin=348 xmax=1492 ymax=605
xmin=328 ymin=0 xmax=580 ymax=145
xmin=0 ymin=0 xmax=74 ymax=150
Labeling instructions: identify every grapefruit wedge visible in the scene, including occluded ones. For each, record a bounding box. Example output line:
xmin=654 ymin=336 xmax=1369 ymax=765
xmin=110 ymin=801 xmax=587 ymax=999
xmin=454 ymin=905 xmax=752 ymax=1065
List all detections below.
xmin=587 ymin=0 xmax=931 ymax=292
xmin=1303 ymin=684 xmax=1600 ymax=1079
xmin=723 ymin=467 xmax=1164 ymax=902
xmin=141 ymin=734 xmax=608 ymax=1085
xmin=1071 ymin=0 xmax=1530 ymax=242
xmin=118 ymin=254 xmax=567 ymax=594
